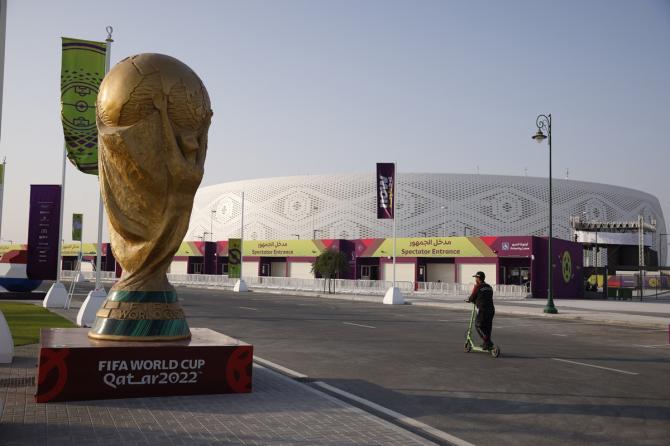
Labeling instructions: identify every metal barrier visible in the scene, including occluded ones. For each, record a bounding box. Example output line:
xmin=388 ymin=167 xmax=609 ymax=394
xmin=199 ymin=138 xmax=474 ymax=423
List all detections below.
xmin=60 ymin=270 xmax=116 ymax=282
xmin=413 ymin=281 xmax=528 ymax=299
xmin=58 ymin=269 xmax=528 ymax=298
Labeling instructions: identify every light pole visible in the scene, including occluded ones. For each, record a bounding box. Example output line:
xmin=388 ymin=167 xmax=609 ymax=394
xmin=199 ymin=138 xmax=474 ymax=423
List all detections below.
xmin=440 ymin=205 xmax=447 ymax=237
xmin=312 ymin=205 xmax=318 ymax=241
xmin=660 ymin=233 xmax=668 ymax=267
xmin=210 ymin=210 xmax=216 ymax=242
xmin=532 ymin=114 xmax=558 ymax=314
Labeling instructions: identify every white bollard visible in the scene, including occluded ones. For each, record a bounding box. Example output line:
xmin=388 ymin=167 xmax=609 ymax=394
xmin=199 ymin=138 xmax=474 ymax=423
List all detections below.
xmin=233 ymin=279 xmax=249 ymax=292
xmin=43 ymin=282 xmax=68 ymax=308
xmin=383 ymin=286 xmax=404 ymax=305
xmin=0 ymin=310 xmax=14 ymax=363
xmin=76 ymin=288 xmax=107 ymax=327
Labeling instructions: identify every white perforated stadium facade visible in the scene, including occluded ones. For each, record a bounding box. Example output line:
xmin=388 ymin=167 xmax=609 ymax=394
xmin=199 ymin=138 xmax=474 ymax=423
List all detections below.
xmin=187 ymin=173 xmax=666 ymax=253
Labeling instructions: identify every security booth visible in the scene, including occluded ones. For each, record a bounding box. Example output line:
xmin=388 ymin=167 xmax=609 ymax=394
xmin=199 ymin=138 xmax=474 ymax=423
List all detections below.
xmin=483 ymin=236 xmax=533 ymax=286
xmin=352 ymin=239 xmax=384 ymax=280
xmin=61 ymin=243 xmax=99 ymax=272
xmin=237 ymin=239 xmax=354 ymax=279
xmin=354 ymin=237 xmax=501 ymax=284
xmin=420 ymin=258 xmax=456 ymax=283
xmin=216 ymin=240 xmax=229 ymax=275
xmin=357 ymin=258 xmax=380 ymax=280
xmin=478 ymin=235 xmax=583 ymax=298
xmin=169 ymin=241 xmax=204 ymax=275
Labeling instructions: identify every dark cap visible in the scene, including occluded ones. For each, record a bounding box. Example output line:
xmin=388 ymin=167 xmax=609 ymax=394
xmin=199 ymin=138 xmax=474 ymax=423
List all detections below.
xmin=472 ymin=271 xmax=485 ymax=280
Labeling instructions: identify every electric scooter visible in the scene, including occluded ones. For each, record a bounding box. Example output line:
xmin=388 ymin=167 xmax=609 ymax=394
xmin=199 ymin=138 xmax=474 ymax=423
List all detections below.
xmin=464 ymin=303 xmax=500 ymax=358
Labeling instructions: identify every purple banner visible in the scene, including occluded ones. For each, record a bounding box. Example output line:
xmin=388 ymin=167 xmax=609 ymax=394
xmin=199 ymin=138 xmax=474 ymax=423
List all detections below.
xmin=26 ymin=185 xmax=62 ymax=280
xmin=376 ymin=163 xmax=395 ymax=219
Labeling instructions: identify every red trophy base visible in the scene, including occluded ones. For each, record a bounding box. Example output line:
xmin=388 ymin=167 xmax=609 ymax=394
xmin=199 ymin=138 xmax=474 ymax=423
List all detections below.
xmin=35 ymin=327 xmax=253 ymax=403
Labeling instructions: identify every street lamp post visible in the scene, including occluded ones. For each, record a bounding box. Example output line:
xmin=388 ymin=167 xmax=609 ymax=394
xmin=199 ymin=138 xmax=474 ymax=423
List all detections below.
xmin=660 ymin=233 xmax=668 ymax=267
xmin=440 ymin=205 xmax=447 ymax=237
xmin=312 ymin=206 xmax=318 ymax=241
xmin=532 ymin=114 xmax=558 ymax=314
xmin=210 ymin=210 xmax=216 ymax=242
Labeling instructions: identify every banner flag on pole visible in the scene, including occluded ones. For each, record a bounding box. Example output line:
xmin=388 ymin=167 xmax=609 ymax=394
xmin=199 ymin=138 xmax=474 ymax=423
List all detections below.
xmin=72 ymin=213 xmax=83 ymax=241
xmin=61 ymin=37 xmax=106 ymax=175
xmin=376 ymin=163 xmax=395 ymax=219
xmin=228 ymin=238 xmax=242 ymax=278
xmin=26 ymin=185 xmax=62 ymax=280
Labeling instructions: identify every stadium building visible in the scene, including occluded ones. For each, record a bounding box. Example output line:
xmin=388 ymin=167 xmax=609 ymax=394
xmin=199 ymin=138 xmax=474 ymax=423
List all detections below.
xmin=178 ymin=173 xmax=665 ymax=298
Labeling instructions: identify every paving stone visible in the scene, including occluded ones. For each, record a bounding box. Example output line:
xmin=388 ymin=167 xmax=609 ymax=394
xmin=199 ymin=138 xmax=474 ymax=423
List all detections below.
xmin=1 ymin=344 xmax=436 ymax=445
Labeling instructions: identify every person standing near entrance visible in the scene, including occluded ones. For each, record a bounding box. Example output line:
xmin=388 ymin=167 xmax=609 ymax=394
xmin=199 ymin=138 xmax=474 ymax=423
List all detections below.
xmin=467 ymin=271 xmax=495 ymax=349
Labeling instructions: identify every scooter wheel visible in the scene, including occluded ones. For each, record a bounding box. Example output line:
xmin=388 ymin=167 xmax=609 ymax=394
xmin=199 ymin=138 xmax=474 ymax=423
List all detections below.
xmin=464 ymin=342 xmax=472 ymax=353
xmin=491 ymin=345 xmax=500 ymax=358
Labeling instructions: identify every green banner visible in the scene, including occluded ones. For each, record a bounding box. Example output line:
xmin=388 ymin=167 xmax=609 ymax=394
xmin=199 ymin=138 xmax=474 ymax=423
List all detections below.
xmin=61 ymin=37 xmax=106 ymax=175
xmin=0 ymin=163 xmax=4 ymax=185
xmin=228 ymin=238 xmax=242 ymax=278
xmin=72 ymin=213 xmax=83 ymax=241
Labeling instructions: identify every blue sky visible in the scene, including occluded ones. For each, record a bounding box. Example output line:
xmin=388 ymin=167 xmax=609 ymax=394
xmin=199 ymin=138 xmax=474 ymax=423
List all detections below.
xmin=1 ymin=0 xmax=669 ymax=243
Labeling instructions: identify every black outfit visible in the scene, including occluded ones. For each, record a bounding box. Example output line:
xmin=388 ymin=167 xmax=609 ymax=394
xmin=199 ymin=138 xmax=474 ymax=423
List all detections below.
xmin=468 ymin=282 xmax=495 ymax=347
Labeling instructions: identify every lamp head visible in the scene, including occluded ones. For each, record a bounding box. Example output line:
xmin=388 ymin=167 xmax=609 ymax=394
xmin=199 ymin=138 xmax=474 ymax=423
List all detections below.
xmin=532 ymin=129 xmax=547 ymax=143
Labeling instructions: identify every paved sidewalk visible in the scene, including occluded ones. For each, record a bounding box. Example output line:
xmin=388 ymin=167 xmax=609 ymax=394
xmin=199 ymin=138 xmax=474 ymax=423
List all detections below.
xmin=0 ymin=346 xmax=437 ymax=446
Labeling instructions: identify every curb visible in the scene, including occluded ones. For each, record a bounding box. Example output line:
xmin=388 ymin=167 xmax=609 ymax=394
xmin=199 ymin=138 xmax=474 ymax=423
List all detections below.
xmin=254 ymin=356 xmax=468 ymax=446
xmin=409 ymin=300 xmax=670 ymax=330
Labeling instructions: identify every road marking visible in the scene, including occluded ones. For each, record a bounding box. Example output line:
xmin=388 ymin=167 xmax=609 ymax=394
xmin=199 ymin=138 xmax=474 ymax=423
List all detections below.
xmin=552 ymin=334 xmax=568 ymax=337
xmin=343 ymin=322 xmax=376 ymax=329
xmin=254 ymin=356 xmax=308 ymax=379
xmin=631 ymin=344 xmax=670 ymax=348
xmin=313 ymin=381 xmax=476 ymax=446
xmin=551 ymin=358 xmax=638 ymax=375
xmin=238 ymin=306 xmax=258 ymax=311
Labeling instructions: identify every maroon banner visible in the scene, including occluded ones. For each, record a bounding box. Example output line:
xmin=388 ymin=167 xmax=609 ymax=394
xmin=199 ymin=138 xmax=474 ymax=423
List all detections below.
xmin=26 ymin=185 xmax=62 ymax=280
xmin=376 ymin=163 xmax=395 ymax=219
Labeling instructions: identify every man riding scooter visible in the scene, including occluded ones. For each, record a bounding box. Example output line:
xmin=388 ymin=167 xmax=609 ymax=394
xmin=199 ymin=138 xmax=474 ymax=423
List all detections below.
xmin=467 ymin=271 xmax=495 ymax=350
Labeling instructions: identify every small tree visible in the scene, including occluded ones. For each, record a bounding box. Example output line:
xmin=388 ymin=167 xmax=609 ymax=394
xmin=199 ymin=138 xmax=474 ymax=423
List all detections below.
xmin=311 ymin=249 xmax=349 ymax=293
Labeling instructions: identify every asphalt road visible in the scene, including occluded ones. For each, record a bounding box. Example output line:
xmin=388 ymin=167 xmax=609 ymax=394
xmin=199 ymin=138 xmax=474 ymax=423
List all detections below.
xmin=59 ymin=283 xmax=669 ymax=446
xmin=171 ymin=287 xmax=669 ymax=446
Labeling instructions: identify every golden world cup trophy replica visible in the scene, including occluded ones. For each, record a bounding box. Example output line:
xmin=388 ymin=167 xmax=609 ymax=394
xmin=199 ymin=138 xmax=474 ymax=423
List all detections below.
xmin=88 ymin=53 xmax=212 ymax=341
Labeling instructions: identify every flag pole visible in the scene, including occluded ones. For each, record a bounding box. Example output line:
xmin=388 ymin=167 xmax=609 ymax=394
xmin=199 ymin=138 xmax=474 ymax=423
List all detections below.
xmin=73 ymin=27 xmax=113 ymax=324
xmin=392 ymin=162 xmax=397 ymax=289
xmin=240 ymin=191 xmax=245 ymax=277
xmin=94 ymin=26 xmax=113 ymax=290
xmin=234 ymin=191 xmax=248 ymax=292
xmin=382 ymin=162 xmax=403 ymax=305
